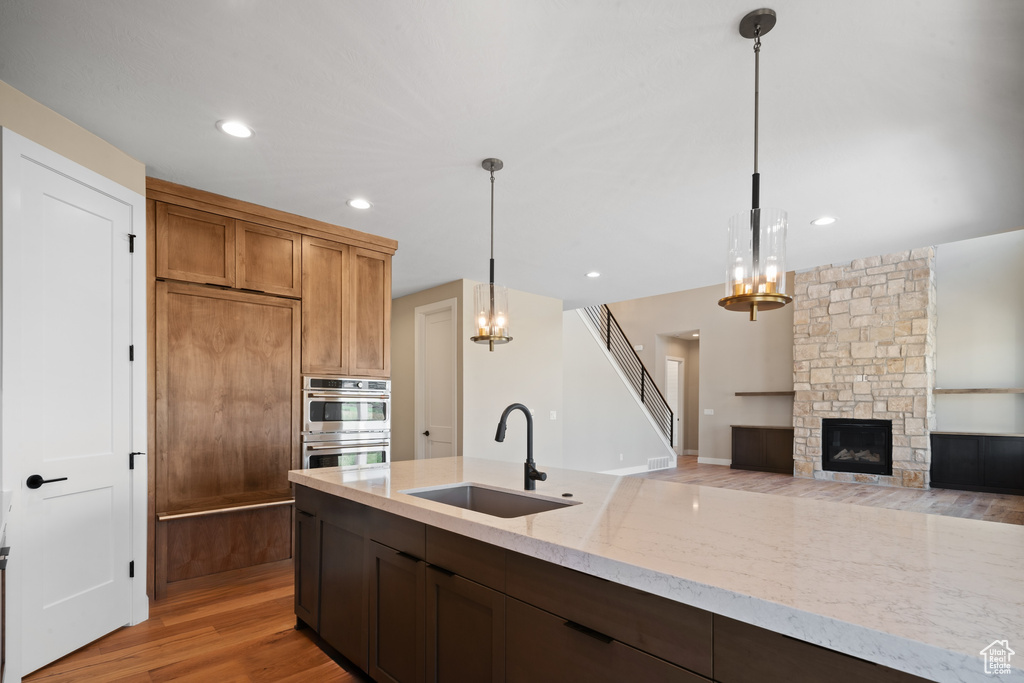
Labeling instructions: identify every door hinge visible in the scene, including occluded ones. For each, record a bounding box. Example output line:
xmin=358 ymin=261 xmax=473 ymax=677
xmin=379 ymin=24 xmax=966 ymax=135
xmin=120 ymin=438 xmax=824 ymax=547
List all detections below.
xmin=128 ymin=233 xmax=136 ymax=253
xmin=129 ymin=560 xmax=135 ymax=578
xmin=129 ymin=452 xmax=143 ymax=470
xmin=129 ymin=345 xmax=134 ymax=361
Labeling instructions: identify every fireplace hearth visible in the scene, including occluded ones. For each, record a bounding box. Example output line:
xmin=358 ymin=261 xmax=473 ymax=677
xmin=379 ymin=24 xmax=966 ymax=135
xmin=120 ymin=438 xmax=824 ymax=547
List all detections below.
xmin=821 ymin=419 xmax=893 ymax=476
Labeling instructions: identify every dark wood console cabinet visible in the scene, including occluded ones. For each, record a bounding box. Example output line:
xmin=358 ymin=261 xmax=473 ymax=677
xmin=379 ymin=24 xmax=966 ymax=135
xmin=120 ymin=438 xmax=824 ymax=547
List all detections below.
xmin=294 ymin=485 xmax=927 ymax=683
xmin=731 ymin=426 xmax=794 ymax=475
xmin=930 ymin=433 xmax=1024 ymax=495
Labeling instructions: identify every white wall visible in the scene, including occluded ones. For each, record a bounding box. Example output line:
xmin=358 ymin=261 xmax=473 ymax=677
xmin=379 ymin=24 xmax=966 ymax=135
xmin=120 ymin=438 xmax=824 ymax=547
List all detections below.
xmin=934 ymin=230 xmax=1024 ymax=433
xmin=462 ymin=281 xmax=564 ymax=467
xmin=562 ymin=312 xmax=670 ymax=471
xmin=608 ymin=283 xmax=794 ymax=464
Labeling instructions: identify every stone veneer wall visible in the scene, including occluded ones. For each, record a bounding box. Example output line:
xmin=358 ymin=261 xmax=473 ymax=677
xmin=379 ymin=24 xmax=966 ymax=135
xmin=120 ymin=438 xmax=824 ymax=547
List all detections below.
xmin=792 ymin=248 xmax=937 ymax=488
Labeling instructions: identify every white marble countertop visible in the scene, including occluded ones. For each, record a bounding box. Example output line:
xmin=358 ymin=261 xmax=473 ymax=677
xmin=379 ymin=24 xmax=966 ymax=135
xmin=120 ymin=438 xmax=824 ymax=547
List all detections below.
xmin=289 ymin=457 xmax=1024 ymax=683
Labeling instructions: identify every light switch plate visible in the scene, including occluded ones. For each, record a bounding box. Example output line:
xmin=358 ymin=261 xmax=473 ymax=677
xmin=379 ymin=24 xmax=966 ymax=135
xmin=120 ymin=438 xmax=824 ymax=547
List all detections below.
xmin=704 ymin=408 xmax=714 ymax=415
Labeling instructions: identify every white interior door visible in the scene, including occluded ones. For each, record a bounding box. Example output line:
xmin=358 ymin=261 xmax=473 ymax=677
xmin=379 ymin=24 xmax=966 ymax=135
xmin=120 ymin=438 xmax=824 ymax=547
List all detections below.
xmin=665 ymin=357 xmax=684 ymax=455
xmin=415 ymin=299 xmax=457 ymax=459
xmin=2 ymin=129 xmax=141 ymax=675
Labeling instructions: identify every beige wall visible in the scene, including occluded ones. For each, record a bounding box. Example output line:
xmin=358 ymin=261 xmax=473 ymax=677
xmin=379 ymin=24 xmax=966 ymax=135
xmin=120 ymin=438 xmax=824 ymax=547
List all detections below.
xmin=462 ymin=281 xmax=564 ymax=466
xmin=0 ymin=79 xmax=145 ymax=194
xmin=390 ymin=280 xmax=464 ymax=460
xmin=608 ymin=283 xmax=794 ymax=464
xmin=934 ymin=229 xmax=1024 ymax=433
xmin=391 ymin=279 xmax=564 ymax=468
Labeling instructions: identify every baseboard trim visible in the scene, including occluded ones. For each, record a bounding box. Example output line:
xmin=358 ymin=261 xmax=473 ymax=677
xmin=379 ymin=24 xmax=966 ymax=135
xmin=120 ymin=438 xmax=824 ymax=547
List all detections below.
xmin=600 ymin=464 xmax=650 ymax=476
xmin=683 ymin=449 xmax=699 ymax=456
xmin=697 ymin=457 xmax=731 ymax=466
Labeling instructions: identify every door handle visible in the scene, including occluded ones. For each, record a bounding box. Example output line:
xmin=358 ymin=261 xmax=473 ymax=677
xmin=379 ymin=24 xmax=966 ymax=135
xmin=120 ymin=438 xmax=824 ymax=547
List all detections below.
xmin=27 ymin=474 xmax=68 ymax=489
xmin=422 ymin=430 xmax=430 ymax=436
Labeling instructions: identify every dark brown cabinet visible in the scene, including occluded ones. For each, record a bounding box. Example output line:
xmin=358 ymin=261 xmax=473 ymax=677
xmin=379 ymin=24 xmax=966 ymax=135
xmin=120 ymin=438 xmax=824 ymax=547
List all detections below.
xmin=294 ymin=507 xmax=319 ymax=627
xmin=714 ymin=615 xmax=930 ymax=683
xmin=931 ymin=433 xmax=1024 ymax=495
xmin=369 ymin=542 xmax=426 ymax=683
xmin=294 ymin=485 xmax=927 ymax=683
xmin=506 ymin=598 xmax=705 ymax=683
xmin=731 ymin=426 xmax=794 ymax=474
xmin=426 ymin=567 xmax=505 ymax=683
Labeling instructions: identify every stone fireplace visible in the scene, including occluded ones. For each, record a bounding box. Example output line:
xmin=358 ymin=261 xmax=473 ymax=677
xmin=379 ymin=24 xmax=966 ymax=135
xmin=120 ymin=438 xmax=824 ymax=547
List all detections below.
xmin=792 ymin=248 xmax=936 ymax=488
xmin=821 ymin=418 xmax=892 ymax=476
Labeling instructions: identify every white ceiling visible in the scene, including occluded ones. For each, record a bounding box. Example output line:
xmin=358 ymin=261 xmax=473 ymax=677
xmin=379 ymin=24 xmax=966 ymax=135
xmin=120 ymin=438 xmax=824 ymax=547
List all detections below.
xmin=2 ymin=1 xmax=1022 ymax=309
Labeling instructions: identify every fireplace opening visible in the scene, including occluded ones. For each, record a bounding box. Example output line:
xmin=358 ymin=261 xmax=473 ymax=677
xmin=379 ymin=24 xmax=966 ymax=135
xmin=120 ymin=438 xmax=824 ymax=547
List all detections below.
xmin=821 ymin=418 xmax=892 ymax=476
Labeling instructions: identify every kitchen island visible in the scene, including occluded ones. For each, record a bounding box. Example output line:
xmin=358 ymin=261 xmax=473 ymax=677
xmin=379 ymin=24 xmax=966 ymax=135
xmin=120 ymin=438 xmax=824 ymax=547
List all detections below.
xmin=289 ymin=457 xmax=1024 ymax=683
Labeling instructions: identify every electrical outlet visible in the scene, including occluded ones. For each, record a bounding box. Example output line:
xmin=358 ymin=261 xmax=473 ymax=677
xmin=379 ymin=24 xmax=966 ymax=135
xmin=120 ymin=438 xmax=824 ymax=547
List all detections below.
xmin=704 ymin=408 xmax=714 ymax=415
xmin=549 ymin=410 xmax=557 ymax=420
xmin=619 ymin=453 xmax=624 ymax=461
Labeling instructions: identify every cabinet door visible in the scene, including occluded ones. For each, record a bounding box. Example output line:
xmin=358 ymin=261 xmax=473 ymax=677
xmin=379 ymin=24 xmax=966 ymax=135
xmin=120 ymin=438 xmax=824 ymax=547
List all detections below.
xmin=930 ymin=435 xmax=984 ymax=487
xmin=237 ymin=221 xmax=301 ymax=297
xmin=506 ymin=598 xmax=705 ymax=683
xmin=155 ymin=281 xmax=300 ymax=512
xmin=320 ymin=519 xmax=368 ymax=670
xmin=156 ymin=202 xmax=235 ymax=286
xmin=984 ymin=437 xmax=1024 ymax=492
xmin=349 ymin=248 xmax=392 ymax=377
xmin=763 ymin=429 xmax=795 ymax=473
xmin=301 ymin=236 xmax=349 ymax=375
xmin=425 ymin=567 xmax=504 ymax=683
xmin=731 ymin=428 xmax=765 ymax=469
xmin=294 ymin=508 xmax=319 ymax=627
xmin=368 ymin=541 xmax=425 ymax=683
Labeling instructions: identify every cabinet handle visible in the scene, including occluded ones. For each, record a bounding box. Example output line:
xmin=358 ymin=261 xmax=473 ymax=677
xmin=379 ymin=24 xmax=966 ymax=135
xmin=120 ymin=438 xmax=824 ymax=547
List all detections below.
xmin=563 ymin=620 xmax=613 ymax=644
xmin=429 ymin=564 xmax=455 ymax=577
xmin=395 ymin=550 xmax=423 ymax=563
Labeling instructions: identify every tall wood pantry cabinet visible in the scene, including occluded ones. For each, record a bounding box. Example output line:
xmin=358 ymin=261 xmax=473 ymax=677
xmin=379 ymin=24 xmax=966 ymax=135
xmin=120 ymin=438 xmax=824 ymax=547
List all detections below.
xmin=147 ymin=179 xmax=397 ymax=598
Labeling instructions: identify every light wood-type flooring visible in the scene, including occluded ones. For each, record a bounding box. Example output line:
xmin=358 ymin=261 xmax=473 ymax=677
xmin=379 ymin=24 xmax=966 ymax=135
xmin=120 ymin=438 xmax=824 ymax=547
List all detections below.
xmin=24 ymin=559 xmax=365 ymax=683
xmin=634 ymin=455 xmax=1024 ymax=525
xmin=24 ymin=460 xmax=1024 ymax=682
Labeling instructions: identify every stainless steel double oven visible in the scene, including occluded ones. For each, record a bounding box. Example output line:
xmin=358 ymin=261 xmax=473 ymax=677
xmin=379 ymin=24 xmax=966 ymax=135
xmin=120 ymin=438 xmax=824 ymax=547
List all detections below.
xmin=302 ymin=377 xmax=390 ymax=471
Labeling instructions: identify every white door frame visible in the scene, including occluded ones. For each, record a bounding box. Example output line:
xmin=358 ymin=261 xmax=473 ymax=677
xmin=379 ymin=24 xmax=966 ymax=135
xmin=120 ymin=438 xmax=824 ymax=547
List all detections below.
xmin=1 ymin=127 xmax=148 ymax=679
xmin=665 ymin=355 xmax=685 ymax=455
xmin=414 ymin=298 xmax=458 ymax=460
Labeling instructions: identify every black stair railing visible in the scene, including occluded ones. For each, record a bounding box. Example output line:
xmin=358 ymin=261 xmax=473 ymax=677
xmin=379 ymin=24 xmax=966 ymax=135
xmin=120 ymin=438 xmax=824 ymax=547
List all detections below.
xmin=582 ymin=305 xmax=674 ymax=445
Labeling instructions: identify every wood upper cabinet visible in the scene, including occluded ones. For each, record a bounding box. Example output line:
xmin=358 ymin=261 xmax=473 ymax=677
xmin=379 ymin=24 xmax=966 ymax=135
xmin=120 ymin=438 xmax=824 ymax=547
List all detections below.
xmin=302 ymin=236 xmax=350 ymax=375
xmin=236 ymin=221 xmax=302 ymax=297
xmin=156 ymin=203 xmax=236 ymax=286
xmin=350 ymin=247 xmax=392 ymax=378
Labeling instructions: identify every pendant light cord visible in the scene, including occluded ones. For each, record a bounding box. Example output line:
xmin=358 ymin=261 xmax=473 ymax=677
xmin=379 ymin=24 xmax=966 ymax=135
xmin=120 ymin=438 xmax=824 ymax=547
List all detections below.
xmin=489 ymin=167 xmax=496 ymax=285
xmin=753 ymin=25 xmax=761 ymax=177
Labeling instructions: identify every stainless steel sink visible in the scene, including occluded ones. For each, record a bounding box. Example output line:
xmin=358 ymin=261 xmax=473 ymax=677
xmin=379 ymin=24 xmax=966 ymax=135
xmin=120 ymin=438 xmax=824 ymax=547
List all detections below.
xmin=402 ymin=483 xmax=579 ymax=518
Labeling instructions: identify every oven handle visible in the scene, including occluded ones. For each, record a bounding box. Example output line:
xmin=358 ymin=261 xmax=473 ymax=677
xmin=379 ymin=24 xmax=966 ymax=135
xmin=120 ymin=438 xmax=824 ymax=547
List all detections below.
xmin=305 ymin=443 xmax=390 ymax=450
xmin=306 ymin=393 xmax=389 ymax=399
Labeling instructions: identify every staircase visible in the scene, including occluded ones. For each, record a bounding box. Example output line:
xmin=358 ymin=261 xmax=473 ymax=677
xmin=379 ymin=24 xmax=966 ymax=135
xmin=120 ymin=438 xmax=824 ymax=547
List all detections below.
xmin=581 ymin=304 xmax=674 ymax=449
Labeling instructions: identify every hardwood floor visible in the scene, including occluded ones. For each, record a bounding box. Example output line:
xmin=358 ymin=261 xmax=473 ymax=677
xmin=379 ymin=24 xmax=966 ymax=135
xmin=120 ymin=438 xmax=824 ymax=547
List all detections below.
xmin=24 ymin=560 xmax=364 ymax=683
xmin=634 ymin=456 xmax=1024 ymax=525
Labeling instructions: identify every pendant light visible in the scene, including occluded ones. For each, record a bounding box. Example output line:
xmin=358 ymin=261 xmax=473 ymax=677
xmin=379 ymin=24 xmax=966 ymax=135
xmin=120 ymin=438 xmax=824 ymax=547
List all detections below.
xmin=718 ymin=8 xmax=792 ymax=322
xmin=470 ymin=158 xmax=512 ymax=351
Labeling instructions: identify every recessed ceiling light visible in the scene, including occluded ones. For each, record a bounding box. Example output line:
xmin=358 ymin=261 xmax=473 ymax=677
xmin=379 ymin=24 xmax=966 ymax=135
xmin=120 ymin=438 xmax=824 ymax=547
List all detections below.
xmin=811 ymin=216 xmax=837 ymax=226
xmin=692 ymin=333 xmax=699 ymax=337
xmin=586 ymin=271 xmax=601 ymax=278
xmin=347 ymin=198 xmax=372 ymax=210
xmin=215 ymin=119 xmax=254 ymax=138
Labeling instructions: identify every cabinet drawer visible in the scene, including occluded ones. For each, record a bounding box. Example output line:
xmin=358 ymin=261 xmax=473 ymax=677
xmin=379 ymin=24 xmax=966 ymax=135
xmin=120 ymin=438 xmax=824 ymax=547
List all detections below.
xmin=506 ymin=552 xmax=712 ymax=677
xmin=506 ymin=598 xmax=707 ymax=683
xmin=426 ymin=527 xmax=505 ymax=592
xmin=714 ymin=615 xmax=930 ymax=683
xmin=368 ymin=507 xmax=425 ymax=558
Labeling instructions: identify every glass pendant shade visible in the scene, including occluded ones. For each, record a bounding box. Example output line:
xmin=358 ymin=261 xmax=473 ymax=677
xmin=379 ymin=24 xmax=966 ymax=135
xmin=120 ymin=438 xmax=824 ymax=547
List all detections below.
xmin=719 ymin=207 xmax=792 ymax=320
xmin=471 ymin=282 xmax=511 ymax=350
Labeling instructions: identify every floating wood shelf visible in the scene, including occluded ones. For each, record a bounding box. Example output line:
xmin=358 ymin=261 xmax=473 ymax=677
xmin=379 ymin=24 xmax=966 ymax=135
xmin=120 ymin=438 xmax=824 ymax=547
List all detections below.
xmin=933 ymin=388 xmax=1024 ymax=395
xmin=735 ymin=391 xmax=796 ymax=397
